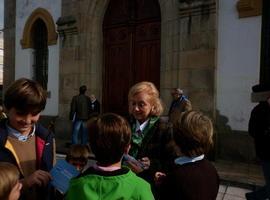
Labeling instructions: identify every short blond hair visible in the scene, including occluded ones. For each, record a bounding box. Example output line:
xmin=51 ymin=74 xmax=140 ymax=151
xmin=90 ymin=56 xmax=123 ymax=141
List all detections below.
xmin=0 ymin=162 xmax=20 ymax=200
xmin=128 ymin=81 xmax=163 ymax=117
xmin=174 ymin=111 xmax=214 ymax=157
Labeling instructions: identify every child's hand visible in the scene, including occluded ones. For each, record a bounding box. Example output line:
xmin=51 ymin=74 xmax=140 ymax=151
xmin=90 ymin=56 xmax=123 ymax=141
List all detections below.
xmin=154 ymin=172 xmax=166 ymax=186
xmin=23 ymin=170 xmax=52 ymax=188
xmin=125 ymin=160 xmax=144 ymax=173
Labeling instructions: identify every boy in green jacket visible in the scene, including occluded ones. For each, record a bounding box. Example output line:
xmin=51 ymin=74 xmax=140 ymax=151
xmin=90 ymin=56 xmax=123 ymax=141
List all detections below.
xmin=66 ymin=113 xmax=154 ymax=200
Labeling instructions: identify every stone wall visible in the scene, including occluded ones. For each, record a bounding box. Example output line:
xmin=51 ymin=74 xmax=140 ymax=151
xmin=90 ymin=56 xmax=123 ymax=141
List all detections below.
xmin=3 ymin=0 xmax=16 ymax=93
xmin=58 ymin=0 xmax=107 ymax=118
xmin=3 ymin=0 xmax=258 ymax=161
xmin=57 ymin=0 xmax=216 ymax=118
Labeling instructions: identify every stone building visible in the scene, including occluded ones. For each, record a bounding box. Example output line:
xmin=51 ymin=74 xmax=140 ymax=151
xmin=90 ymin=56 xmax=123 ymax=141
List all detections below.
xmin=3 ymin=0 xmax=263 ymax=162
xmin=0 ymin=30 xmax=3 ymax=84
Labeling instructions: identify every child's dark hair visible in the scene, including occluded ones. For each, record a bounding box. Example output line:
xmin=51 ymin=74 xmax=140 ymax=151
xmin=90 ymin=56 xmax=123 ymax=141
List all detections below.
xmin=87 ymin=113 xmax=131 ymax=166
xmin=4 ymin=78 xmax=47 ymax=114
xmin=66 ymin=144 xmax=90 ymax=163
xmin=174 ymin=110 xmax=214 ymax=157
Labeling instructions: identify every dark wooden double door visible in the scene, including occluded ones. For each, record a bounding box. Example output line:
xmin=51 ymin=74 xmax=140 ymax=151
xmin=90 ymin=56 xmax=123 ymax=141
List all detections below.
xmin=103 ymin=0 xmax=161 ymax=116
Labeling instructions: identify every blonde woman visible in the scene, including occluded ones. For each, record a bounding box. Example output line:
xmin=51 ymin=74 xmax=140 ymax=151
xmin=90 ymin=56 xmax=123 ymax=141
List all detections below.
xmin=0 ymin=162 xmax=22 ymax=200
xmin=159 ymin=111 xmax=219 ymax=200
xmin=126 ymin=81 xmax=174 ymax=196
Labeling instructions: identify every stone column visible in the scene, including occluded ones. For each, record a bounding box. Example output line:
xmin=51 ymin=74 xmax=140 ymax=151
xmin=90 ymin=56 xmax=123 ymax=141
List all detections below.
xmin=178 ymin=0 xmax=216 ymax=115
xmin=3 ymin=0 xmax=16 ymax=93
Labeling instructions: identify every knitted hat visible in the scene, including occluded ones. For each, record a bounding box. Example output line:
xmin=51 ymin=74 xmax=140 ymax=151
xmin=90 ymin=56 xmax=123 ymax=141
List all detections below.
xmin=251 ymin=84 xmax=270 ymax=102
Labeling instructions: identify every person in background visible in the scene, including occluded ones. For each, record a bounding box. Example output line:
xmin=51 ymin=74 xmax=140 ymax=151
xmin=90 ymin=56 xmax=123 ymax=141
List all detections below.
xmin=168 ymin=88 xmax=192 ymax=127
xmin=69 ymin=85 xmax=91 ymax=144
xmin=66 ymin=113 xmax=154 ymax=200
xmin=55 ymin=144 xmax=91 ymax=200
xmin=89 ymin=94 xmax=100 ymax=118
xmin=246 ymin=85 xmax=270 ymax=200
xmin=127 ymin=81 xmax=175 ymax=197
xmin=0 ymin=162 xmax=22 ymax=200
xmin=0 ymin=78 xmax=56 ymax=200
xmin=158 ymin=110 xmax=219 ymax=200
xmin=66 ymin=144 xmax=90 ymax=173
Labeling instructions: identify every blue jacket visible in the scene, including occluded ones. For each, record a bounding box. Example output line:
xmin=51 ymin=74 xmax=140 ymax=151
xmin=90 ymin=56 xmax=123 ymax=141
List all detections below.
xmin=0 ymin=119 xmax=55 ymax=200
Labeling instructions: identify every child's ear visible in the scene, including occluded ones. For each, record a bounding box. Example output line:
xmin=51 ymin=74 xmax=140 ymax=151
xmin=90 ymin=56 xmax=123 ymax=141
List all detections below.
xmin=124 ymin=144 xmax=131 ymax=154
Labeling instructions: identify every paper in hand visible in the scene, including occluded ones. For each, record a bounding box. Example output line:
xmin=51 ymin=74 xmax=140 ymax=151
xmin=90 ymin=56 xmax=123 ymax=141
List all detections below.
xmin=50 ymin=160 xmax=80 ymax=194
xmin=123 ymin=154 xmax=145 ymax=169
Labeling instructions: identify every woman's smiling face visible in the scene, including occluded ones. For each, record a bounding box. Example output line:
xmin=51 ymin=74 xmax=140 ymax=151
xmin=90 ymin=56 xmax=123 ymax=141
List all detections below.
xmin=129 ymin=92 xmax=153 ymax=123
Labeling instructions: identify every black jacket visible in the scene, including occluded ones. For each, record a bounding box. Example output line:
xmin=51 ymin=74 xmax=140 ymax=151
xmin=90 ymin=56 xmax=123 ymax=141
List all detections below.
xmin=249 ymin=101 xmax=270 ymax=160
xmin=90 ymin=100 xmax=100 ymax=116
xmin=69 ymin=94 xmax=91 ymax=120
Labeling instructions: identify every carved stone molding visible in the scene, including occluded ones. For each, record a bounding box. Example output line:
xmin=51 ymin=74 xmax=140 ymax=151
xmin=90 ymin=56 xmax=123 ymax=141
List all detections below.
xmin=179 ymin=0 xmax=216 ymax=18
xmin=21 ymin=8 xmax=58 ymax=49
xmin=237 ymin=0 xmax=262 ymax=18
xmin=56 ymin=15 xmax=78 ymax=37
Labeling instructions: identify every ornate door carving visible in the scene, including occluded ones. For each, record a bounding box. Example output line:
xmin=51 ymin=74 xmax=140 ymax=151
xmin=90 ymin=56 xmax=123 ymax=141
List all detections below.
xmin=103 ymin=0 xmax=161 ymax=116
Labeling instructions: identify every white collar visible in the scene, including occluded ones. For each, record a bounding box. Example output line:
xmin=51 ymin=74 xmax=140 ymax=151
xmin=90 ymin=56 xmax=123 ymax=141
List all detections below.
xmin=94 ymin=163 xmax=121 ymax=172
xmin=6 ymin=122 xmax=36 ymax=142
xmin=174 ymin=154 xmax=205 ymax=165
xmin=135 ymin=119 xmax=149 ymax=132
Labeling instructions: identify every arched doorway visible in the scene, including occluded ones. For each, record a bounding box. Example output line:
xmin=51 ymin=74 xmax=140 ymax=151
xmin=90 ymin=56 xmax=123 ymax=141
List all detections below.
xmin=103 ymin=0 xmax=161 ymax=116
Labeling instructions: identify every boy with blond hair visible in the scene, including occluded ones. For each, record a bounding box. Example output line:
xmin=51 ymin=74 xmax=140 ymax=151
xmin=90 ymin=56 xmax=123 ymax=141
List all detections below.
xmin=158 ymin=111 xmax=219 ymax=200
xmin=0 ymin=162 xmax=22 ymax=200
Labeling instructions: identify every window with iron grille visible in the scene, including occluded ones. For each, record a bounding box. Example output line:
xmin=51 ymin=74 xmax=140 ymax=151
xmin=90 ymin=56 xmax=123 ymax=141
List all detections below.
xmin=32 ymin=19 xmax=48 ymax=90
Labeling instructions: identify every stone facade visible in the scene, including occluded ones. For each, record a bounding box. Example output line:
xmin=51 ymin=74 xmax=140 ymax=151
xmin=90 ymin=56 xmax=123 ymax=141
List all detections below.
xmin=56 ymin=0 xmax=216 ymax=119
xmin=0 ymin=31 xmax=3 ymax=84
xmin=4 ymin=0 xmax=263 ymax=162
xmin=3 ymin=0 xmax=16 ymax=93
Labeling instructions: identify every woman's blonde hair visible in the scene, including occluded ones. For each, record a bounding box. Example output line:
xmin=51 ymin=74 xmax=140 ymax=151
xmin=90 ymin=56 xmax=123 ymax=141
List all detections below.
xmin=0 ymin=162 xmax=20 ymax=200
xmin=128 ymin=81 xmax=164 ymax=116
xmin=174 ymin=110 xmax=214 ymax=157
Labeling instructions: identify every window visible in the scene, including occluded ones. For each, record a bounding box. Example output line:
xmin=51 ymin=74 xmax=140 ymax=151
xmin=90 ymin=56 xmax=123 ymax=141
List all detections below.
xmin=32 ymin=19 xmax=48 ymax=89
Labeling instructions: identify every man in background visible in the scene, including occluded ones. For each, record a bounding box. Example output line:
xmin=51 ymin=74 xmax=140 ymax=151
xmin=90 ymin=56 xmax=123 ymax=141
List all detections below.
xmin=246 ymin=84 xmax=270 ymax=200
xmin=70 ymin=85 xmax=91 ymax=144
xmin=89 ymin=94 xmax=100 ymax=118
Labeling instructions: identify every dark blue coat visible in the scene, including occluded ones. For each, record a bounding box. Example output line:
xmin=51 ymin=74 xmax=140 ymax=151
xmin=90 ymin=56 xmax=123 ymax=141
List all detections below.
xmin=0 ymin=119 xmax=55 ymax=200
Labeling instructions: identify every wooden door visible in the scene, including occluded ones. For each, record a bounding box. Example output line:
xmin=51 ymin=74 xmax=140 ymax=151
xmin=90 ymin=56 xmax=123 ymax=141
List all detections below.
xmin=103 ymin=0 xmax=161 ymax=116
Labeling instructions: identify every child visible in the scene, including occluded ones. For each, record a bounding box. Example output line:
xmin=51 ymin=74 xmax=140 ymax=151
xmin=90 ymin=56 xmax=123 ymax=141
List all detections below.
xmin=0 ymin=162 xmax=22 ymax=200
xmin=54 ymin=145 xmax=90 ymax=200
xmin=158 ymin=110 xmax=219 ymax=200
xmin=66 ymin=144 xmax=90 ymax=173
xmin=66 ymin=113 xmax=154 ymax=200
xmin=0 ymin=78 xmax=56 ymax=200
